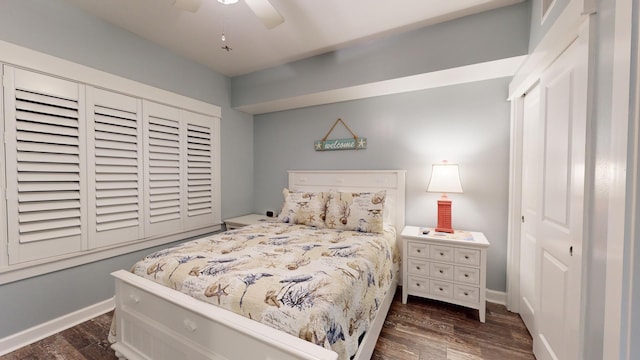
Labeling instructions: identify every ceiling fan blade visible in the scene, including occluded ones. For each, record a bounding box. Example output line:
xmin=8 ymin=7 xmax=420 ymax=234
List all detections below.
xmin=244 ymin=0 xmax=284 ymax=29
xmin=173 ymin=0 xmax=202 ymax=12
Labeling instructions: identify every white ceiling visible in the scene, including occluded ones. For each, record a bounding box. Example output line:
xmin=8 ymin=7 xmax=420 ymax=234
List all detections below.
xmin=63 ymin=0 xmax=522 ymax=77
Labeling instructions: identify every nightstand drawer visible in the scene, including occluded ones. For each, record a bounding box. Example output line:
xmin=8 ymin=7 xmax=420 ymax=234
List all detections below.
xmin=455 ymin=248 xmax=480 ymax=266
xmin=430 ymin=245 xmax=453 ymax=262
xmin=454 ymin=284 xmax=480 ymax=303
xmin=430 ymin=280 xmax=453 ymax=298
xmin=407 ymin=276 xmax=429 ymax=295
xmin=454 ymin=266 xmax=480 ymax=285
xmin=429 ymin=262 xmax=453 ymax=280
xmin=407 ymin=259 xmax=429 ymax=276
xmin=407 ymin=241 xmax=429 ymax=259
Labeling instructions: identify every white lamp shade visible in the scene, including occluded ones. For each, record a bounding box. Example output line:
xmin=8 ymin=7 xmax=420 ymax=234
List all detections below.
xmin=427 ymin=163 xmax=463 ymax=193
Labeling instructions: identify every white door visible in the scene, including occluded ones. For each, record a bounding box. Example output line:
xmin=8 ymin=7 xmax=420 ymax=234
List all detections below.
xmin=534 ymin=34 xmax=588 ymax=360
xmin=519 ymin=83 xmax=541 ymax=335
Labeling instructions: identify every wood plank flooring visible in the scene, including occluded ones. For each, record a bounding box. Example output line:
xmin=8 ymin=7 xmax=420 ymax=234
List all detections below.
xmin=373 ymin=293 xmax=534 ymax=359
xmin=1 ymin=293 xmax=534 ymax=360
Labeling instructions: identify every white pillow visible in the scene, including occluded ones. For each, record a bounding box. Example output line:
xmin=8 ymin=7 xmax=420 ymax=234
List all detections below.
xmin=277 ymin=188 xmax=331 ymax=228
xmin=324 ymin=191 xmax=386 ymax=233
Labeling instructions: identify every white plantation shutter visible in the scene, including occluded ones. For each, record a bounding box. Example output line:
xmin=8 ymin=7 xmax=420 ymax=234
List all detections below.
xmin=143 ymin=101 xmax=183 ymax=237
xmin=4 ymin=67 xmax=86 ymax=264
xmin=182 ymin=111 xmax=218 ymax=229
xmin=0 ymin=53 xmax=222 ymax=276
xmin=87 ymin=87 xmax=143 ymax=247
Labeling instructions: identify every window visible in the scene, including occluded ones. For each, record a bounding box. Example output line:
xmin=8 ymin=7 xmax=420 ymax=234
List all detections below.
xmin=0 ymin=48 xmax=221 ymax=283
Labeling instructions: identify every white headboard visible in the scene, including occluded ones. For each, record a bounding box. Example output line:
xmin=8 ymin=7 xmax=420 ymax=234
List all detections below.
xmin=288 ymin=170 xmax=406 ymax=234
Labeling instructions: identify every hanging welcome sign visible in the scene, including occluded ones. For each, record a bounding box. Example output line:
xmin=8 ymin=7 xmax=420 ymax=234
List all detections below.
xmin=314 ymin=137 xmax=367 ymax=151
xmin=315 ymin=118 xmax=367 ymax=151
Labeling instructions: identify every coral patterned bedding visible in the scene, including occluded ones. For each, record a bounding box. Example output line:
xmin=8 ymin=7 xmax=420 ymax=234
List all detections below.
xmin=129 ymin=222 xmax=399 ymax=359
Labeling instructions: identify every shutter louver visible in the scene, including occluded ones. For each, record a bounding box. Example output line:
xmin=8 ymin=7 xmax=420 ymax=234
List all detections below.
xmin=182 ymin=111 xmax=218 ymax=229
xmin=143 ymin=101 xmax=182 ymax=237
xmin=5 ymin=68 xmax=86 ymax=264
xmin=149 ymin=118 xmax=181 ymax=222
xmin=187 ymin=123 xmax=212 ymax=216
xmin=87 ymin=88 xmax=143 ymax=247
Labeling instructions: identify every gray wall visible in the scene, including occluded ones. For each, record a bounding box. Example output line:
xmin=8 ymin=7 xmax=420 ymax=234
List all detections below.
xmin=253 ymin=78 xmax=512 ymax=292
xmin=232 ymin=2 xmax=531 ymax=109
xmin=0 ymin=0 xmax=253 ymax=338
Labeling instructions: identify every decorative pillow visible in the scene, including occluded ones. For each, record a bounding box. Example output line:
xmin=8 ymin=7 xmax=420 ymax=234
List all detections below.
xmin=324 ymin=191 xmax=386 ymax=233
xmin=277 ymin=189 xmax=331 ymax=228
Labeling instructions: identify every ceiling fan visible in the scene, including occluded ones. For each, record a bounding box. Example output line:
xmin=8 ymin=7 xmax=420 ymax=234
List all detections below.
xmin=173 ymin=0 xmax=285 ymax=29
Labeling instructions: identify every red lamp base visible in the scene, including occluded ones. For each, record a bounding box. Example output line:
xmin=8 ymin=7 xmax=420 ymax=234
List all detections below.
xmin=435 ymin=198 xmax=454 ymax=233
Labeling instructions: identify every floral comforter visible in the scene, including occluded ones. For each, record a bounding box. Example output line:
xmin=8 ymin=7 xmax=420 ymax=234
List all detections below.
xmin=130 ymin=222 xmax=399 ymax=359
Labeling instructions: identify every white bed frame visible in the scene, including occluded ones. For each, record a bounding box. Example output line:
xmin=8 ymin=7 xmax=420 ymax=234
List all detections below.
xmin=111 ymin=170 xmax=406 ymax=360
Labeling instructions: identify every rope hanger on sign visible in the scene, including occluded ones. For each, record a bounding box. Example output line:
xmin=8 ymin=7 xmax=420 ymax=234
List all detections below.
xmin=314 ymin=118 xmax=367 ymax=151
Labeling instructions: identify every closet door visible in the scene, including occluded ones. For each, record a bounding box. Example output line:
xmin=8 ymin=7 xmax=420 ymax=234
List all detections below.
xmin=4 ymin=67 xmax=87 ymax=264
xmin=143 ymin=101 xmax=183 ymax=237
xmin=182 ymin=110 xmax=219 ymax=229
xmin=519 ymin=83 xmax=541 ymax=335
xmin=534 ymin=35 xmax=588 ymax=360
xmin=87 ymin=87 xmax=143 ymax=248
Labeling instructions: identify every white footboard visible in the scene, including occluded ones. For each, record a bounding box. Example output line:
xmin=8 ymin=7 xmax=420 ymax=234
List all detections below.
xmin=111 ymin=270 xmax=338 ymax=360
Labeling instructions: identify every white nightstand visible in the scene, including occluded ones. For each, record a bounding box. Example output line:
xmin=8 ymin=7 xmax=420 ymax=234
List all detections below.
xmin=224 ymin=214 xmax=274 ymax=230
xmin=401 ymin=225 xmax=490 ymax=322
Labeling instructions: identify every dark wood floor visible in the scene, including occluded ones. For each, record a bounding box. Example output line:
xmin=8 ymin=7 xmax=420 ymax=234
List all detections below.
xmin=373 ymin=293 xmax=534 ymax=359
xmin=1 ymin=292 xmax=534 ymax=360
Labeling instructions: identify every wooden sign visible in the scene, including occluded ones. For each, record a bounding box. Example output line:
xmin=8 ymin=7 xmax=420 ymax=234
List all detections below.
xmin=314 ymin=137 xmax=367 ymax=151
xmin=315 ymin=118 xmax=366 ymax=151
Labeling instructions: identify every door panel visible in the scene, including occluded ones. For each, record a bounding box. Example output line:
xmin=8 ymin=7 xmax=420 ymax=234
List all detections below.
xmin=534 ymin=33 xmax=588 ymax=360
xmin=519 ymin=84 xmax=541 ymax=335
xmin=539 ymin=250 xmax=569 ymax=359
xmin=542 ymin=71 xmax=572 ymax=227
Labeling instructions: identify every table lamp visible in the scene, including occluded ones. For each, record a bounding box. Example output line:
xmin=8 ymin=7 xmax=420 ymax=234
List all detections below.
xmin=427 ymin=161 xmax=463 ymax=233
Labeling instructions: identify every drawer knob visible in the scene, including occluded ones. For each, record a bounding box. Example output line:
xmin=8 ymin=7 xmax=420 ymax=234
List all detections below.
xmin=464 ymin=292 xmax=469 ymax=296
xmin=465 ymin=255 xmax=470 ymax=259
xmin=416 ymin=283 xmax=421 ymax=287
xmin=416 ymin=266 xmax=421 ymax=270
xmin=464 ymin=274 xmax=469 ymax=278
xmin=184 ymin=319 xmax=197 ymax=332
xmin=439 ymin=270 xmax=444 ymax=274
xmin=417 ymin=249 xmax=421 ymax=253
xmin=440 ymin=252 xmax=444 ymax=256
xmin=439 ymin=287 xmax=443 ymax=291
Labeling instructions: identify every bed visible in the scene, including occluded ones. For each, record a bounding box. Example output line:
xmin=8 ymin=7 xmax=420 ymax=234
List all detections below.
xmin=110 ymin=170 xmax=406 ymax=360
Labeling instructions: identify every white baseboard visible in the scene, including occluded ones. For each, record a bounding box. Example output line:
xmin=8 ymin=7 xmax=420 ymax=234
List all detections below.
xmin=0 ymin=297 xmax=115 ymax=356
xmin=486 ymin=289 xmax=507 ymax=305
